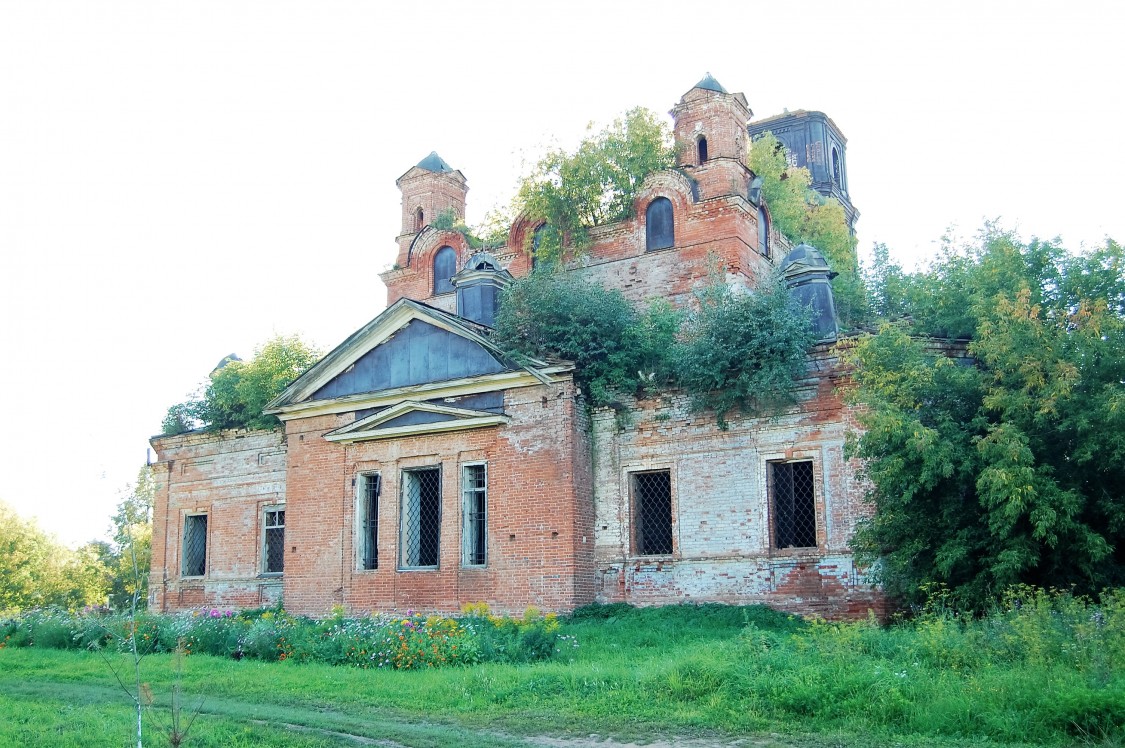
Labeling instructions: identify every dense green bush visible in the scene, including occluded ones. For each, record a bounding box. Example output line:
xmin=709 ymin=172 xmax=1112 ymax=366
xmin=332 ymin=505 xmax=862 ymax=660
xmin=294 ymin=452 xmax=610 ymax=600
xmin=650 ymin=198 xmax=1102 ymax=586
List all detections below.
xmin=2 ymin=605 xmax=565 ymax=670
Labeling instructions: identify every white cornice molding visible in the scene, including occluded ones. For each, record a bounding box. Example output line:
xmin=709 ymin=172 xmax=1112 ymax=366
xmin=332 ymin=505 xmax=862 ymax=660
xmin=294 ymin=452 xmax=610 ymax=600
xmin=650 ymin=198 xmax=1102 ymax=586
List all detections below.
xmin=324 ymin=400 xmax=510 ymax=444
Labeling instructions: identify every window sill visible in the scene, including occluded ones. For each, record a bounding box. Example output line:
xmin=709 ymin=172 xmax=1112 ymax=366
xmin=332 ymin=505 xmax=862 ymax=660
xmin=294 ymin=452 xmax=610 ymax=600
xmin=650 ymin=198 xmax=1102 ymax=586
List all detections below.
xmin=397 ymin=566 xmax=440 ymax=572
xmin=257 ymin=573 xmax=284 ymax=579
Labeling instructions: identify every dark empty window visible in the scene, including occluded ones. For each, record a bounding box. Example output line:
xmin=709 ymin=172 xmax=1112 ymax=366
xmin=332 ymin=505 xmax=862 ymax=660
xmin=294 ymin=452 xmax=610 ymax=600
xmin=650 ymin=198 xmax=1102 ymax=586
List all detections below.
xmin=182 ymin=514 xmax=207 ymax=577
xmin=358 ymin=473 xmax=380 ymax=570
xmin=461 ymin=464 xmax=487 ymax=566
xmin=645 ymin=197 xmax=674 ymax=251
xmin=414 ymin=207 xmax=424 ymax=232
xmin=632 ymin=470 xmax=673 ymax=556
xmin=433 ymin=246 xmax=456 ymax=294
xmin=831 ymin=147 xmax=841 ymax=186
xmin=758 ymin=205 xmax=770 ymax=258
xmin=400 ymin=467 xmax=441 ymax=568
xmin=263 ymin=508 xmax=285 ymax=574
xmin=531 ymin=224 xmax=547 ymax=270
xmin=769 ymin=461 xmax=817 ymax=549
xmin=697 ymin=136 xmax=709 ymax=164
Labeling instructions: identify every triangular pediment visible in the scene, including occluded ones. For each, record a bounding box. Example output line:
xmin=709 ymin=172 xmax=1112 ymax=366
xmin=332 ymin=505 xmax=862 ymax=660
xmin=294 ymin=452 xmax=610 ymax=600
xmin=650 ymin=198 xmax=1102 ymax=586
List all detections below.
xmin=323 ymin=400 xmax=510 ymax=443
xmin=265 ymin=299 xmax=565 ymax=418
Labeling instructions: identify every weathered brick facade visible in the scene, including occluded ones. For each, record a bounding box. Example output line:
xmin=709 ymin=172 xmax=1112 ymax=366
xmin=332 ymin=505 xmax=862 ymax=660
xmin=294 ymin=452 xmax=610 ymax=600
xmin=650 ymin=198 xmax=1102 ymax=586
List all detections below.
xmin=150 ymin=75 xmax=882 ymax=619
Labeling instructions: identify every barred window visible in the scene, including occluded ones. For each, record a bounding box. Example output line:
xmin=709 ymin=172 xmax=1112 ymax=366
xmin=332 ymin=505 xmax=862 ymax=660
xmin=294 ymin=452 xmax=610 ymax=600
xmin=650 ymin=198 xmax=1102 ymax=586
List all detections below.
xmin=769 ymin=461 xmax=817 ymax=549
xmin=400 ymin=467 xmax=441 ymax=569
xmin=263 ymin=507 xmax=285 ymax=574
xmin=358 ymin=473 xmax=380 ymax=570
xmin=632 ymin=470 xmax=673 ymax=556
xmin=461 ymin=464 xmax=487 ymax=566
xmin=182 ymin=514 xmax=207 ymax=577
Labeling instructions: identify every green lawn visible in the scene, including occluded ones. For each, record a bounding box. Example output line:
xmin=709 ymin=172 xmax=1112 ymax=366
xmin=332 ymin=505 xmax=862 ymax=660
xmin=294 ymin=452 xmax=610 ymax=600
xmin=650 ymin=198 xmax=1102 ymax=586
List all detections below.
xmin=1 ymin=601 xmax=1121 ymax=747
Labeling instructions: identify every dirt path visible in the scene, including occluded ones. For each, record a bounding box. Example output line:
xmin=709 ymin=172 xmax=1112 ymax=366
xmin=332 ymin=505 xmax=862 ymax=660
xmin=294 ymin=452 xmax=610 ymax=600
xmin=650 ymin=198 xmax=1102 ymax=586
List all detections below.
xmin=3 ymin=679 xmax=815 ymax=747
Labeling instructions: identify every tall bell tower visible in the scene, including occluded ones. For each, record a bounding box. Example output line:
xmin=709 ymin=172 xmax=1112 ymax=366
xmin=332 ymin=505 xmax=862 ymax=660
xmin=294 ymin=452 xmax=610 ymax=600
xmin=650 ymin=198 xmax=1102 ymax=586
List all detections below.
xmin=393 ymin=152 xmax=468 ymax=268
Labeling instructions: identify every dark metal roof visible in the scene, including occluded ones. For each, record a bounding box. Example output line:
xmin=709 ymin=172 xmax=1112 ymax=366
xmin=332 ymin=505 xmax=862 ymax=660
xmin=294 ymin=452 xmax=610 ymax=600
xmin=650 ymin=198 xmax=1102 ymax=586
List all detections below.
xmin=415 ymin=151 xmax=453 ymax=173
xmin=693 ymin=73 xmax=727 ymax=94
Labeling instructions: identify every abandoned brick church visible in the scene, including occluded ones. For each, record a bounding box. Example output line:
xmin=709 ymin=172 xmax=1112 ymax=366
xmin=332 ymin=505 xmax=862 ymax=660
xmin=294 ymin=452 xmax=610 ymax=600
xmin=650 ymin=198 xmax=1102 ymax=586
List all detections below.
xmin=149 ymin=75 xmax=885 ymax=620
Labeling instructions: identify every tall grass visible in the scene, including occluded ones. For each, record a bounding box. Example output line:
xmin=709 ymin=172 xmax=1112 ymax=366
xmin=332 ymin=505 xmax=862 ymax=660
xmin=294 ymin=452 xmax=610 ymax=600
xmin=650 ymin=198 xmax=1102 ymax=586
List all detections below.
xmin=2 ymin=592 xmax=1121 ymax=746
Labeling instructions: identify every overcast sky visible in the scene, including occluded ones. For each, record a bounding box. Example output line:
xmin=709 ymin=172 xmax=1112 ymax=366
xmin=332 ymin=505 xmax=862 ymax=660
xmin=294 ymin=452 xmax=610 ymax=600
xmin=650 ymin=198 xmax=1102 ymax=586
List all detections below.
xmin=2 ymin=0 xmax=1122 ymax=546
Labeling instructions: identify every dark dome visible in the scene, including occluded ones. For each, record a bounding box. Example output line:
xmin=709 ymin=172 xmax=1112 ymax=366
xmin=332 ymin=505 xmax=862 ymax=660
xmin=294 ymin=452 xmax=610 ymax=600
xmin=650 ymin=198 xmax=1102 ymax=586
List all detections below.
xmin=780 ymin=244 xmax=831 ymax=270
xmin=693 ymin=73 xmax=727 ymax=94
xmin=415 ymin=151 xmax=453 ymax=173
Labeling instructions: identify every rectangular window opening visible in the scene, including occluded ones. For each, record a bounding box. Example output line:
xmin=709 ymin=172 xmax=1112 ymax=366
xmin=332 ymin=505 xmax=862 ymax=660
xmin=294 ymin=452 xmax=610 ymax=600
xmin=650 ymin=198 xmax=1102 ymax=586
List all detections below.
xmin=263 ymin=507 xmax=285 ymax=574
xmin=632 ymin=470 xmax=673 ymax=556
xmin=770 ymin=460 xmax=817 ymax=549
xmin=400 ymin=467 xmax=441 ymax=569
xmin=358 ymin=473 xmax=380 ymax=570
xmin=461 ymin=464 xmax=487 ymax=566
xmin=182 ymin=514 xmax=208 ymax=577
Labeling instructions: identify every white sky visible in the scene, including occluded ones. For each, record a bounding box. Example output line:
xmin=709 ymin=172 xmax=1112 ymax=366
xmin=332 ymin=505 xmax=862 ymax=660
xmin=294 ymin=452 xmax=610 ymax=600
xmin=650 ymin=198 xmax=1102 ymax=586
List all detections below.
xmin=2 ymin=1 xmax=1123 ymax=547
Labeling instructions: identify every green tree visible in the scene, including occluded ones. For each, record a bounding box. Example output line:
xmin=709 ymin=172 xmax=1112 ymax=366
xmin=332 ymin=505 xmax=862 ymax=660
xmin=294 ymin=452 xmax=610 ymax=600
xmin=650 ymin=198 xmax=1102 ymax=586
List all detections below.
xmin=162 ymin=335 xmax=321 ymax=434
xmin=99 ymin=467 xmax=155 ymax=611
xmin=847 ymin=230 xmax=1125 ymax=610
xmin=0 ymin=500 xmax=109 ymax=613
xmin=748 ymin=132 xmax=866 ymax=327
xmin=516 ymin=107 xmax=674 ymax=261
xmin=491 ymin=269 xmax=681 ymax=407
xmin=674 ymin=280 xmax=815 ymax=428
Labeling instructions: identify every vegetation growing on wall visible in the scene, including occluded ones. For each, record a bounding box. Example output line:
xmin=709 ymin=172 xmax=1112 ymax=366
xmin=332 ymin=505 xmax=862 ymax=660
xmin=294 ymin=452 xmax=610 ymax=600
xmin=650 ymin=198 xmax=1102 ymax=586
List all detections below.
xmin=491 ymin=269 xmax=681 ymax=407
xmin=492 ymin=269 xmax=815 ymax=424
xmin=674 ymin=281 xmax=816 ymax=428
xmin=748 ymin=132 xmax=866 ymax=327
xmin=162 ymin=335 xmax=321 ymax=435
xmin=847 ymin=229 xmax=1125 ymax=610
xmin=515 ymin=107 xmax=675 ymax=262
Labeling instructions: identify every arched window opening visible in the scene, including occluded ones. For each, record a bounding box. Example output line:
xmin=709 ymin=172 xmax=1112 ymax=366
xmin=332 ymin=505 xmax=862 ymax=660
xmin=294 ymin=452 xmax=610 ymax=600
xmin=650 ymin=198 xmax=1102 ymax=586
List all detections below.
xmin=758 ymin=205 xmax=770 ymax=258
xmin=531 ymin=224 xmax=546 ymax=270
xmin=831 ymin=147 xmax=841 ymax=186
xmin=697 ymin=136 xmax=709 ymax=164
xmin=645 ymin=197 xmax=674 ymax=251
xmin=433 ymin=246 xmax=456 ymax=294
xmin=414 ymin=207 xmax=425 ymax=232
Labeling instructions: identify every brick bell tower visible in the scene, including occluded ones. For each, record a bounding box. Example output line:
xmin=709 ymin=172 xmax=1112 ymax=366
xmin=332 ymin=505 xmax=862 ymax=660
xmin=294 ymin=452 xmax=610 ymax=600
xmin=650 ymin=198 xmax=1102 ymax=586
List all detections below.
xmin=670 ymin=73 xmax=753 ymax=200
xmin=393 ymin=152 xmax=468 ymax=269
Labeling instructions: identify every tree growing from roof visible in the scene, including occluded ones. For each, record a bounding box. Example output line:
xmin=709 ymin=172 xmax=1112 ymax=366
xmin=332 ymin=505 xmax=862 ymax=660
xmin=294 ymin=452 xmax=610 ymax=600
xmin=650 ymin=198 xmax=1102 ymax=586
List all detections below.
xmin=161 ymin=335 xmax=321 ymax=435
xmin=846 ymin=228 xmax=1125 ymax=610
xmin=491 ymin=269 xmax=681 ymax=407
xmin=515 ymin=107 xmax=675 ymax=262
xmin=748 ymin=132 xmax=866 ymax=327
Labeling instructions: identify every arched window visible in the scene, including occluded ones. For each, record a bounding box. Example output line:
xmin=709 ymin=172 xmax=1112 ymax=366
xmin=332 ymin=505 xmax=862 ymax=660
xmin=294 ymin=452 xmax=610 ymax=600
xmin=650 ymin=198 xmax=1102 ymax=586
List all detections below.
xmin=433 ymin=246 xmax=456 ymax=294
xmin=531 ymin=224 xmax=547 ymax=271
xmin=757 ymin=205 xmax=770 ymax=258
xmin=831 ymin=147 xmax=841 ymax=186
xmin=645 ymin=197 xmax=674 ymax=251
xmin=697 ymin=136 xmax=709 ymax=164
xmin=414 ymin=207 xmax=424 ymax=232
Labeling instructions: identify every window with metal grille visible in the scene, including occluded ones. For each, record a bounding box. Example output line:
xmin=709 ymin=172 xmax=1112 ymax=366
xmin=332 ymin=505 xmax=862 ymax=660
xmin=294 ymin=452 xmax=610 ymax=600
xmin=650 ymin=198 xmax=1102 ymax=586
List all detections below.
xmin=769 ymin=461 xmax=817 ymax=549
xmin=632 ymin=470 xmax=673 ymax=556
xmin=358 ymin=473 xmax=380 ymax=570
xmin=263 ymin=507 xmax=285 ymax=574
xmin=182 ymin=514 xmax=207 ymax=577
xmin=400 ymin=467 xmax=441 ymax=568
xmin=645 ymin=197 xmax=674 ymax=251
xmin=461 ymin=464 xmax=487 ymax=566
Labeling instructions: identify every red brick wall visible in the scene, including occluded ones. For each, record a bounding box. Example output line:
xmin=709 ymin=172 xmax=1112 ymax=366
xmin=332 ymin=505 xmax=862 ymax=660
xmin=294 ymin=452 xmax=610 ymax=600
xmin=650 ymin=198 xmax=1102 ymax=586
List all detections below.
xmin=278 ymin=377 xmax=592 ymax=617
xmin=148 ymin=429 xmax=287 ymax=612
xmin=590 ymin=345 xmax=885 ymax=621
